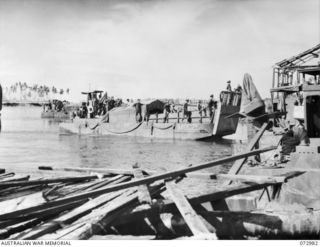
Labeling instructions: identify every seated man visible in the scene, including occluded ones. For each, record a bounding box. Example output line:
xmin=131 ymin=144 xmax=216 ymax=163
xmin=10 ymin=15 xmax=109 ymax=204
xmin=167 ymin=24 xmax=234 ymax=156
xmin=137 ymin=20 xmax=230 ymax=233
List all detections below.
xmin=280 ymin=123 xmax=300 ymax=161
xmin=292 ymin=119 xmax=310 ymax=146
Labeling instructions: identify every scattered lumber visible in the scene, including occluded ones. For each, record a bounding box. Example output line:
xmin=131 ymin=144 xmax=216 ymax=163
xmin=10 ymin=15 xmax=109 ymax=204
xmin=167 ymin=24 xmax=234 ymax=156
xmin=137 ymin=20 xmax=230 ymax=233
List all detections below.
xmin=110 ymin=181 xmax=286 ymax=228
xmin=1 ymin=201 xmax=83 ymax=239
xmin=43 ymin=182 xmax=165 ymax=240
xmin=0 ymin=147 xmax=275 ymax=221
xmin=0 ymin=141 xmax=314 ymax=240
xmin=165 ymin=180 xmax=217 ymax=239
xmin=7 ymin=174 xmax=137 ymax=240
xmin=15 ymin=189 xmax=134 ymax=240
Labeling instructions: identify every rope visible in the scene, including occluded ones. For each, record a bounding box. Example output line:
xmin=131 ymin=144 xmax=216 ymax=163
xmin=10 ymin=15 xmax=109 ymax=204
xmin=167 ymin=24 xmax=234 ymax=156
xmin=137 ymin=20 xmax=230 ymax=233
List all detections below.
xmin=89 ymin=114 xmax=109 ymax=130
xmin=152 ymin=124 xmax=174 ymax=130
xmin=101 ymin=122 xmax=143 ymax=134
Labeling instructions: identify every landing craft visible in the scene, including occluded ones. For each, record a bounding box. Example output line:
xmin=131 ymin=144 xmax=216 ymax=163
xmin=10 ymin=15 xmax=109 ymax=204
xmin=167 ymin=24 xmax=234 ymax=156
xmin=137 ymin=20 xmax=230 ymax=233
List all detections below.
xmin=59 ymin=89 xmax=242 ymax=140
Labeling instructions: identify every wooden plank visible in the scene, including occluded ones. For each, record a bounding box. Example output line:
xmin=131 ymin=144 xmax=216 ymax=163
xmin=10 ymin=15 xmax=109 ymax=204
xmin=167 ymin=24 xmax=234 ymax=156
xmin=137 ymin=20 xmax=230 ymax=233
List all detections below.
xmin=13 ymin=177 xmax=133 ymax=240
xmin=216 ymin=174 xmax=286 ymax=184
xmin=41 ymin=183 xmax=165 ymax=240
xmin=15 ymin=189 xmax=134 ymax=240
xmin=0 ymin=175 xmax=30 ymax=183
xmin=0 ymin=185 xmax=46 ymax=202
xmin=132 ymin=164 xmax=152 ymax=204
xmin=0 ymin=173 xmax=15 ymax=180
xmin=52 ymin=190 xmax=140 ymax=240
xmin=87 ymin=175 xmax=128 ymax=191
xmin=226 ymin=122 xmax=270 ymax=185
xmin=38 ymin=166 xmax=145 ymax=176
xmin=165 ymin=180 xmax=217 ymax=239
xmin=111 ymin=181 xmax=284 ymax=227
xmin=0 ymin=192 xmax=47 ymax=215
xmin=0 ymin=146 xmax=276 ymax=221
xmin=61 ymin=175 xmax=129 ymax=197
xmin=0 ymin=175 xmax=101 ymax=189
xmin=0 ymin=201 xmax=83 ymax=239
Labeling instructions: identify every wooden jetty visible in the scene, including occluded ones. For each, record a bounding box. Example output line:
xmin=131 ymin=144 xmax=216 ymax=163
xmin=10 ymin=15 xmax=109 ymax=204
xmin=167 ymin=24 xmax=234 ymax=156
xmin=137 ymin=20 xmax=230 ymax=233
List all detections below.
xmin=0 ymin=141 xmax=318 ymax=240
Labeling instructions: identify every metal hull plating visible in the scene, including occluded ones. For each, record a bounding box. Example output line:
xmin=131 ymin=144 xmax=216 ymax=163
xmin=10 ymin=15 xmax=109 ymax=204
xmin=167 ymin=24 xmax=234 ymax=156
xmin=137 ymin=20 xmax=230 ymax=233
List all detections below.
xmin=60 ymin=120 xmax=215 ymax=140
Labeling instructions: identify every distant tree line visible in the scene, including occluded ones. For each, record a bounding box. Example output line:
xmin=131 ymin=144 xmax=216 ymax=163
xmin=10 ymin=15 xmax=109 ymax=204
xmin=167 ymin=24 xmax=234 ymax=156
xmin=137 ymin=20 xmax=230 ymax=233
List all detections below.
xmin=4 ymin=82 xmax=70 ymax=98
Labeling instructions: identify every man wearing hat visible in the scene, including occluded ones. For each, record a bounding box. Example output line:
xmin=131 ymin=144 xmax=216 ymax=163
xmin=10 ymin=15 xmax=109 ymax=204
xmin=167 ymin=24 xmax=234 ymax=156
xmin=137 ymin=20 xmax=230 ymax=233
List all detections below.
xmin=226 ymin=80 xmax=232 ymax=91
xmin=163 ymin=100 xmax=171 ymax=123
xmin=207 ymin=94 xmax=216 ymax=123
xmin=183 ymin=99 xmax=192 ymax=123
xmin=279 ymin=120 xmax=300 ymax=162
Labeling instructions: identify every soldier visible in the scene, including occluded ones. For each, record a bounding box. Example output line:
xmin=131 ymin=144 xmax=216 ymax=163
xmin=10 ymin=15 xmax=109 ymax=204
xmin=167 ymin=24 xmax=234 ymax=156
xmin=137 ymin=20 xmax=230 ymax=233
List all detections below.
xmin=226 ymin=80 xmax=232 ymax=91
xmin=163 ymin=100 xmax=171 ymax=123
xmin=135 ymin=99 xmax=143 ymax=123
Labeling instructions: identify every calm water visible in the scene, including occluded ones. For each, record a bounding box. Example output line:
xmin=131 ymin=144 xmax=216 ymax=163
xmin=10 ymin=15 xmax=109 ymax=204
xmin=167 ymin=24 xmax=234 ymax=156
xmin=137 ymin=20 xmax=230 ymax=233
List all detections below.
xmin=0 ymin=106 xmax=235 ymax=193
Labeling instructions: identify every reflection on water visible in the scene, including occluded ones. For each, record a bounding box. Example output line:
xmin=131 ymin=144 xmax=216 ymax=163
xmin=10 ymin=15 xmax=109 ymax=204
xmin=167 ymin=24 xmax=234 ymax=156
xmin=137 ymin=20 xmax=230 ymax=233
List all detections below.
xmin=0 ymin=106 xmax=235 ymax=195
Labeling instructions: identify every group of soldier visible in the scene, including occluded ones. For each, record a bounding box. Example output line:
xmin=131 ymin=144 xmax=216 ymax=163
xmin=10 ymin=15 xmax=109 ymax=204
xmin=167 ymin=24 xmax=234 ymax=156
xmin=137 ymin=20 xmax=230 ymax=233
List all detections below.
xmin=77 ymin=93 xmax=123 ymax=119
xmin=43 ymin=99 xmax=67 ymax=112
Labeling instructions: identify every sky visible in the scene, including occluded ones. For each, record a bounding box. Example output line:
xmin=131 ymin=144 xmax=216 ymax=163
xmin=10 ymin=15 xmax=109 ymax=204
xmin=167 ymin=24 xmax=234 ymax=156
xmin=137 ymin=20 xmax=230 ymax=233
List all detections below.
xmin=0 ymin=0 xmax=319 ymax=101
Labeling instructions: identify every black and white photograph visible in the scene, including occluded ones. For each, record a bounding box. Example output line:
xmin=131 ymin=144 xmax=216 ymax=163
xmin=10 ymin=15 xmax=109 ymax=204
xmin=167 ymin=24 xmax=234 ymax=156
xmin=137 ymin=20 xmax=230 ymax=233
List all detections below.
xmin=0 ymin=0 xmax=319 ymax=243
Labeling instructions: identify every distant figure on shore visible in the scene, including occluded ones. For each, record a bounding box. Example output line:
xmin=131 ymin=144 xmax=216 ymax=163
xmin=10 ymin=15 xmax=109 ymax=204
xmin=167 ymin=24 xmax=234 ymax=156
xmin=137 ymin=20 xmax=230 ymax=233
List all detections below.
xmin=135 ymin=99 xmax=142 ymax=123
xmin=226 ymin=80 xmax=232 ymax=91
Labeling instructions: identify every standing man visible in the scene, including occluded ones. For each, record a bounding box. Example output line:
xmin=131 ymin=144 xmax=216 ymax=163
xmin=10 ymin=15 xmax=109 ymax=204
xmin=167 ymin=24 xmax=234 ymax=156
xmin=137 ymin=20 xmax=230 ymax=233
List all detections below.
xmin=197 ymin=100 xmax=203 ymax=123
xmin=207 ymin=94 xmax=216 ymax=123
xmin=163 ymin=100 xmax=171 ymax=123
xmin=226 ymin=80 xmax=232 ymax=91
xmin=135 ymin=99 xmax=142 ymax=123
xmin=183 ymin=99 xmax=192 ymax=123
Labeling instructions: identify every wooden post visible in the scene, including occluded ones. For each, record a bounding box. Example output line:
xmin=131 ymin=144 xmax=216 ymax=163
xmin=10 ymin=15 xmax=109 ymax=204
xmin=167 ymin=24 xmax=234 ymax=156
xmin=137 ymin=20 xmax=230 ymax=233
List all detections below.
xmin=177 ymin=111 xmax=180 ymax=123
xmin=156 ymin=113 xmax=158 ymax=123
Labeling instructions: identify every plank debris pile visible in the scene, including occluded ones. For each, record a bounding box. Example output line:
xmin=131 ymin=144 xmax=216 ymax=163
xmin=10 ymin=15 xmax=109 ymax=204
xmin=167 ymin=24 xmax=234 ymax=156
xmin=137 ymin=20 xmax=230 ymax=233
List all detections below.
xmin=0 ymin=146 xmax=314 ymax=240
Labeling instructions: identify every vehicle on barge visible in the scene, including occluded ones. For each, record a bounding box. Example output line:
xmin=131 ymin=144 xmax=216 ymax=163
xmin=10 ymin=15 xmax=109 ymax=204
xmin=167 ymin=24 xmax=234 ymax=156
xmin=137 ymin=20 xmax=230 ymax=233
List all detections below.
xmin=41 ymin=99 xmax=76 ymax=120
